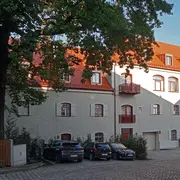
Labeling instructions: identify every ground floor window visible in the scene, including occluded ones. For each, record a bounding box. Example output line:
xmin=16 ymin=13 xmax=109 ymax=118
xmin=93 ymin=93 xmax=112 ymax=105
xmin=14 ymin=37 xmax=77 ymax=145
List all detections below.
xmin=121 ymin=128 xmax=133 ymax=140
xmin=171 ymin=130 xmax=177 ymax=141
xmin=61 ymin=133 xmax=71 ymax=140
xmin=95 ymin=132 xmax=104 ymax=142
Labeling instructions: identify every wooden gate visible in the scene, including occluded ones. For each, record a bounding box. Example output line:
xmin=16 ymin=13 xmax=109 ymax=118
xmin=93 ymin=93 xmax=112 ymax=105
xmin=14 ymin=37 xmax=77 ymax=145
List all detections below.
xmin=0 ymin=140 xmax=11 ymax=167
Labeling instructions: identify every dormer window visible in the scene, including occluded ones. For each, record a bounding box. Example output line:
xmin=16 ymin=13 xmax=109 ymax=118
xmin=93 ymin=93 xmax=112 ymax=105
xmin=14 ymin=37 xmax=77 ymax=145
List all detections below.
xmin=91 ymin=71 xmax=102 ymax=85
xmin=165 ymin=54 xmax=173 ymax=66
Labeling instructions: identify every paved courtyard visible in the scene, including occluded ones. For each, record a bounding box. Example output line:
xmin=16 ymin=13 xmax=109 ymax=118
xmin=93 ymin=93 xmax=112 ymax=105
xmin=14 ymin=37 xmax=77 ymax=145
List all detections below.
xmin=1 ymin=149 xmax=180 ymax=180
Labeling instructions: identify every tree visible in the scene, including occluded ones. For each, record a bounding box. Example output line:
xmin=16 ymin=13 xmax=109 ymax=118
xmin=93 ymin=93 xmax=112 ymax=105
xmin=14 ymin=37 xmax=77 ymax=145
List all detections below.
xmin=0 ymin=0 xmax=173 ymax=139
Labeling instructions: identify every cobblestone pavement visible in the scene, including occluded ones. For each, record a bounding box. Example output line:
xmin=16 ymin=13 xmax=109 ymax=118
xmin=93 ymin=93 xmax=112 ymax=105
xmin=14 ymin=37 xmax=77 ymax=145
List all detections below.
xmin=1 ymin=149 xmax=180 ymax=180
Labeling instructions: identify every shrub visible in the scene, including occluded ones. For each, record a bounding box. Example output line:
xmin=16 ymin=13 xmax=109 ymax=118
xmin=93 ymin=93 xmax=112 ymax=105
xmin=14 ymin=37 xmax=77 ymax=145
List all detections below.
xmin=121 ymin=135 xmax=148 ymax=160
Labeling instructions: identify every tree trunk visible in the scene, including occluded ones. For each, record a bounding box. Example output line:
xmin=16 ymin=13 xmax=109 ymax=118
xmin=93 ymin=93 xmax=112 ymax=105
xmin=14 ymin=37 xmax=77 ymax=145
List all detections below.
xmin=0 ymin=23 xmax=10 ymax=139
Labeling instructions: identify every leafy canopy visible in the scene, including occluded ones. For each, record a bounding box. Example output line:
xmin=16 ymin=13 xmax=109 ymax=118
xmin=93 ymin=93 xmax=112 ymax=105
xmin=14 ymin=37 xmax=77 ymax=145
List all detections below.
xmin=1 ymin=0 xmax=173 ymax=109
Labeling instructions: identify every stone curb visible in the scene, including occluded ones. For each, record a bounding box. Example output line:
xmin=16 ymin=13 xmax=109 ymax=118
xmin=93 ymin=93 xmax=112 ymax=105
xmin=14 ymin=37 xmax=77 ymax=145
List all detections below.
xmin=0 ymin=161 xmax=46 ymax=174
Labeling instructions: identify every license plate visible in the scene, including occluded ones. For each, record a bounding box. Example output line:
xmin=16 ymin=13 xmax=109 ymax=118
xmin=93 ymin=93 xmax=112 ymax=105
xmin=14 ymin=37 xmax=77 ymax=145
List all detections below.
xmin=102 ymin=154 xmax=107 ymax=156
xmin=128 ymin=154 xmax=133 ymax=157
xmin=71 ymin=155 xmax=78 ymax=157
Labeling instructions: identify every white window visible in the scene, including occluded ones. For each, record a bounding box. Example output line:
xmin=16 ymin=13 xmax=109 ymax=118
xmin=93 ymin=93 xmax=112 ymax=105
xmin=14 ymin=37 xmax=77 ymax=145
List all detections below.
xmin=63 ymin=74 xmax=70 ymax=83
xmin=173 ymin=105 xmax=180 ymax=115
xmin=168 ymin=77 xmax=178 ymax=92
xmin=95 ymin=132 xmax=104 ymax=142
xmin=171 ymin=130 xmax=177 ymax=141
xmin=166 ymin=55 xmax=173 ymax=66
xmin=153 ymin=75 xmax=164 ymax=91
xmin=91 ymin=72 xmax=102 ymax=84
xmin=151 ymin=104 xmax=161 ymax=115
xmin=61 ymin=103 xmax=71 ymax=117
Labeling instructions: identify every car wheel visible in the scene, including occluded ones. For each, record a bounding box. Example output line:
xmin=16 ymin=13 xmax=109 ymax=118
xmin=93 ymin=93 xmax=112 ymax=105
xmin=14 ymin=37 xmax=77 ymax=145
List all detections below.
xmin=107 ymin=157 xmax=111 ymax=161
xmin=78 ymin=159 xmax=83 ymax=162
xmin=113 ymin=153 xmax=117 ymax=160
xmin=55 ymin=154 xmax=63 ymax=163
xmin=89 ymin=153 xmax=95 ymax=161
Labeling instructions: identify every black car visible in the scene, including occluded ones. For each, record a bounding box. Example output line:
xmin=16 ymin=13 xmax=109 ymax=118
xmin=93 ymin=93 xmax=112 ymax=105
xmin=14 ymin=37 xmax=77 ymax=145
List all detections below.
xmin=43 ymin=140 xmax=84 ymax=163
xmin=109 ymin=143 xmax=135 ymax=160
xmin=84 ymin=142 xmax=111 ymax=161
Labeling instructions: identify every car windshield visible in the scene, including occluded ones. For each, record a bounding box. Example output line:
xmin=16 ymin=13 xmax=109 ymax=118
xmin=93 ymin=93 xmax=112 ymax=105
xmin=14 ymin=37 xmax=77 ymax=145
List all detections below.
xmin=96 ymin=143 xmax=110 ymax=148
xmin=62 ymin=142 xmax=80 ymax=147
xmin=111 ymin=143 xmax=127 ymax=149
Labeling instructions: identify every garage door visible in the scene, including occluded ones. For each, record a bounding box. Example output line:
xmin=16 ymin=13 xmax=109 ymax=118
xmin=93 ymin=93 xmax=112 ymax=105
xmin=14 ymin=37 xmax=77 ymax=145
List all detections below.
xmin=143 ymin=132 xmax=156 ymax=150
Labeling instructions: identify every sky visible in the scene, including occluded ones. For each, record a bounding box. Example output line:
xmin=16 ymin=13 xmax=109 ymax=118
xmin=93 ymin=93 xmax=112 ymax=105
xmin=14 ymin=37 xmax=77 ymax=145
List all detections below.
xmin=154 ymin=0 xmax=180 ymax=46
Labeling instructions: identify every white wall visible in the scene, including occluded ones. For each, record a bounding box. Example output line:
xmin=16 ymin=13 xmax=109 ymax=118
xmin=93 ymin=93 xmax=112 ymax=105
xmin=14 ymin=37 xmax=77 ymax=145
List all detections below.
xmin=5 ymin=90 xmax=114 ymax=142
xmin=13 ymin=144 xmax=26 ymax=166
xmin=112 ymin=65 xmax=180 ymax=149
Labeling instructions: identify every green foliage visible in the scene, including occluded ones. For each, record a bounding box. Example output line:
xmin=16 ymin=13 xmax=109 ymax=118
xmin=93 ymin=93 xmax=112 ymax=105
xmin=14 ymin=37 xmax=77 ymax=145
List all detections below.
xmin=121 ymin=135 xmax=148 ymax=160
xmin=109 ymin=134 xmax=121 ymax=143
xmin=76 ymin=134 xmax=92 ymax=146
xmin=5 ymin=114 xmax=19 ymax=144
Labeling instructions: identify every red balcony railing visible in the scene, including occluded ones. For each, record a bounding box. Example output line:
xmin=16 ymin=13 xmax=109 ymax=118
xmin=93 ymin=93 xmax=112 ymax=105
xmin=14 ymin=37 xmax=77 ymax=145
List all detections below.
xmin=119 ymin=115 xmax=136 ymax=123
xmin=119 ymin=83 xmax=141 ymax=95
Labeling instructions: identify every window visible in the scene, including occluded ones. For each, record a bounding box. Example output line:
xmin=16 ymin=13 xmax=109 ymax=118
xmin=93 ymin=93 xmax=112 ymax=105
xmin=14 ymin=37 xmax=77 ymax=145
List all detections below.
xmin=171 ymin=130 xmax=177 ymax=141
xmin=121 ymin=105 xmax=133 ymax=115
xmin=61 ymin=133 xmax=71 ymax=140
xmin=63 ymin=73 xmax=70 ymax=82
xmin=153 ymin=75 xmax=164 ymax=91
xmin=168 ymin=77 xmax=178 ymax=92
xmin=174 ymin=105 xmax=180 ymax=115
xmin=166 ymin=55 xmax=173 ymax=66
xmin=95 ymin=104 xmax=103 ymax=117
xmin=61 ymin=103 xmax=71 ymax=117
xmin=95 ymin=132 xmax=104 ymax=142
xmin=91 ymin=72 xmax=102 ymax=84
xmin=152 ymin=104 xmax=160 ymax=115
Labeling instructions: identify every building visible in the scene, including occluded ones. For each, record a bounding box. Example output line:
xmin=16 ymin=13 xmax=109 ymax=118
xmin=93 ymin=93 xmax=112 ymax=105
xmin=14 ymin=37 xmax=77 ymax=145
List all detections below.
xmin=5 ymin=41 xmax=180 ymax=150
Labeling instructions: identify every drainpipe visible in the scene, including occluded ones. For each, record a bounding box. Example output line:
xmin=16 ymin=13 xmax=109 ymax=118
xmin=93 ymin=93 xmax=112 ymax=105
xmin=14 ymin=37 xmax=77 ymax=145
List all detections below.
xmin=113 ymin=62 xmax=117 ymax=138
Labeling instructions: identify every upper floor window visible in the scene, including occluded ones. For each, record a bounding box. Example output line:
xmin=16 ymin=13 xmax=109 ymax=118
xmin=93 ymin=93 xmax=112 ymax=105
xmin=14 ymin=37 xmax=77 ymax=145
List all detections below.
xmin=165 ymin=55 xmax=173 ymax=66
xmin=153 ymin=75 xmax=164 ymax=91
xmin=173 ymin=105 xmax=180 ymax=115
xmin=18 ymin=104 xmax=30 ymax=116
xmin=62 ymin=73 xmax=71 ymax=83
xmin=168 ymin=77 xmax=178 ymax=92
xmin=171 ymin=130 xmax=177 ymax=141
xmin=95 ymin=104 xmax=103 ymax=117
xmin=61 ymin=103 xmax=71 ymax=117
xmin=95 ymin=132 xmax=104 ymax=142
xmin=121 ymin=73 xmax=132 ymax=84
xmin=91 ymin=71 xmax=102 ymax=85
xmin=151 ymin=104 xmax=160 ymax=115
xmin=121 ymin=105 xmax=133 ymax=115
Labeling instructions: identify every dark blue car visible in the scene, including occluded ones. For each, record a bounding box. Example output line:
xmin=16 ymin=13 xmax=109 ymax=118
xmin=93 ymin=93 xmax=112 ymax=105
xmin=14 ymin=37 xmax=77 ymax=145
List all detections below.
xmin=109 ymin=143 xmax=135 ymax=160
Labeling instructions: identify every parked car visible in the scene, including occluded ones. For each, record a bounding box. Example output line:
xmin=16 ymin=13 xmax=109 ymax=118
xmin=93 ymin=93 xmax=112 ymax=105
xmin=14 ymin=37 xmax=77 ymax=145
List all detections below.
xmin=84 ymin=142 xmax=111 ymax=161
xmin=43 ymin=140 xmax=84 ymax=163
xmin=109 ymin=143 xmax=135 ymax=160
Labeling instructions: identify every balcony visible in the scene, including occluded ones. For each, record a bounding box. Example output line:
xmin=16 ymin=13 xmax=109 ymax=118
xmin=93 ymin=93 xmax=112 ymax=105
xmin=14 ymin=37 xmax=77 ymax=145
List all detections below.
xmin=119 ymin=83 xmax=141 ymax=95
xmin=119 ymin=115 xmax=136 ymax=123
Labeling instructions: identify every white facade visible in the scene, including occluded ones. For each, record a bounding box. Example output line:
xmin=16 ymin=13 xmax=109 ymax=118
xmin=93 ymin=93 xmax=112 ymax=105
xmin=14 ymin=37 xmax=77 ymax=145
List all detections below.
xmin=110 ymin=65 xmax=180 ymax=150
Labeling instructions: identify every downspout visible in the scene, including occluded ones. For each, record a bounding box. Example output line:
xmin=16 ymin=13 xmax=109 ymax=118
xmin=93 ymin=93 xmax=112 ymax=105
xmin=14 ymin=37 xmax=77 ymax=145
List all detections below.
xmin=113 ymin=62 xmax=117 ymax=138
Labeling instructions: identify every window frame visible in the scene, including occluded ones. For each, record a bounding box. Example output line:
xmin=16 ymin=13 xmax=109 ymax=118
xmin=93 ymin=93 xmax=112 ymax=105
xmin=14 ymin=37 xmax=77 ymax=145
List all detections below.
xmin=168 ymin=77 xmax=178 ymax=93
xmin=95 ymin=132 xmax=104 ymax=142
xmin=121 ymin=73 xmax=132 ymax=84
xmin=174 ymin=105 xmax=180 ymax=115
xmin=61 ymin=103 xmax=71 ymax=117
xmin=91 ymin=71 xmax=102 ymax=85
xmin=171 ymin=130 xmax=177 ymax=141
xmin=17 ymin=104 xmax=30 ymax=116
xmin=153 ymin=75 xmax=165 ymax=91
xmin=152 ymin=104 xmax=160 ymax=115
xmin=121 ymin=105 xmax=133 ymax=115
xmin=95 ymin=104 xmax=104 ymax=117
xmin=165 ymin=54 xmax=173 ymax=66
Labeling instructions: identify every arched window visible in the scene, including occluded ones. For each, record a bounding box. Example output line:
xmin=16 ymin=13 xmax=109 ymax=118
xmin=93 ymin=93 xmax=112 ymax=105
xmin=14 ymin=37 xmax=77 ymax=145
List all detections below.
xmin=61 ymin=133 xmax=72 ymax=140
xmin=168 ymin=77 xmax=178 ymax=92
xmin=171 ymin=130 xmax=177 ymax=141
xmin=95 ymin=104 xmax=103 ymax=117
xmin=153 ymin=75 xmax=164 ymax=91
xmin=152 ymin=104 xmax=160 ymax=115
xmin=95 ymin=132 xmax=104 ymax=142
xmin=121 ymin=73 xmax=132 ymax=84
xmin=61 ymin=103 xmax=71 ymax=117
xmin=121 ymin=105 xmax=133 ymax=115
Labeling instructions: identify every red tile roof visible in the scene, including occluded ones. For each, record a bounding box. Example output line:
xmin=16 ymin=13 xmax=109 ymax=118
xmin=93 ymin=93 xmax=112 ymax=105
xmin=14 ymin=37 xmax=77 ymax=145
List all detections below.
xmin=148 ymin=42 xmax=180 ymax=71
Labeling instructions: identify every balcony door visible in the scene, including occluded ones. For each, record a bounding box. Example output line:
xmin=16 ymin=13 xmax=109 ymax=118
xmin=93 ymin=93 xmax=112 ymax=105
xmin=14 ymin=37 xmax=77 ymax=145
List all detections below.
xmin=121 ymin=105 xmax=133 ymax=116
xmin=121 ymin=73 xmax=132 ymax=84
